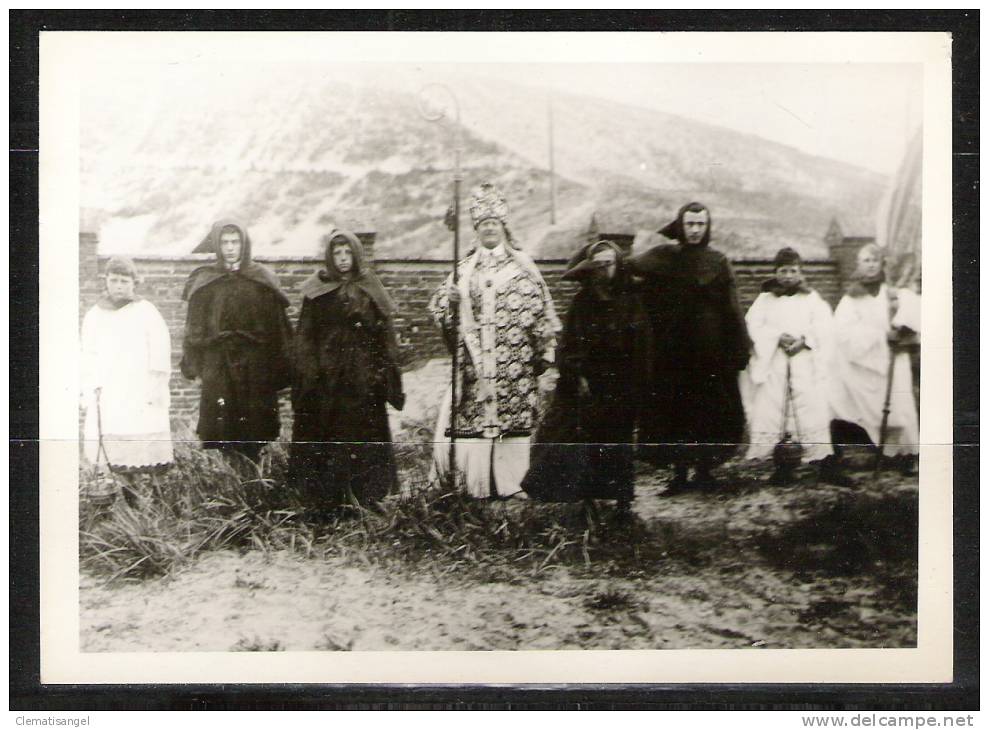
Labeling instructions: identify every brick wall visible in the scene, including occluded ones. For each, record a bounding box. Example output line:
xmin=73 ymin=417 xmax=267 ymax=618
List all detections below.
xmin=79 ymin=233 xmax=841 ymax=424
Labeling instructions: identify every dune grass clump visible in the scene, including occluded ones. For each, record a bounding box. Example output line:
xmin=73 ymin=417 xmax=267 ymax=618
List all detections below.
xmin=79 ymin=440 xmax=661 ymax=585
xmin=80 ymin=442 xmax=918 ymax=593
xmin=230 ymin=636 xmax=285 ymax=652
xmin=584 ymin=588 xmax=641 ymax=613
xmin=80 ymin=438 xmax=317 ymax=583
xmin=319 ymin=484 xmax=668 ymax=583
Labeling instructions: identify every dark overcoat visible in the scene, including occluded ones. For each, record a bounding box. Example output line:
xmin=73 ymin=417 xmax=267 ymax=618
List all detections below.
xmin=523 ymin=244 xmax=653 ymax=502
xmin=289 ymin=231 xmax=404 ymax=510
xmin=180 ymin=220 xmax=293 ymax=449
xmin=629 ymin=208 xmax=751 ymax=468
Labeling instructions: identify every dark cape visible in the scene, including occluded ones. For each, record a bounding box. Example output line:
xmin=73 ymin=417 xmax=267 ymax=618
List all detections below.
xmin=288 ymin=230 xmax=405 ymax=511
xmin=522 ymin=242 xmax=653 ymax=502
xmin=179 ymin=219 xmax=293 ymax=455
xmin=629 ymin=204 xmax=751 ymax=468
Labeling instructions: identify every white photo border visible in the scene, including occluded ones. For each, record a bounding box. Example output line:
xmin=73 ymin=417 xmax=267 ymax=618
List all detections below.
xmin=39 ymin=29 xmax=954 ymax=685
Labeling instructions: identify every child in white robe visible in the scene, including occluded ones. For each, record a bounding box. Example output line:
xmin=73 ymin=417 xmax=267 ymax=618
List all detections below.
xmin=81 ymin=257 xmax=173 ymax=482
xmin=740 ymin=247 xmax=849 ymax=485
xmin=829 ymin=244 xmax=919 ymax=473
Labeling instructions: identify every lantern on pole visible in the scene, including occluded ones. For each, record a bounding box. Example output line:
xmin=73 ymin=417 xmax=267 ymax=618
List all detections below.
xmin=418 ymin=83 xmax=463 ymax=492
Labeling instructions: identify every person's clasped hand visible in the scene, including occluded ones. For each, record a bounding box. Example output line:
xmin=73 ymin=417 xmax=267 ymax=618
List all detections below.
xmin=447 ymin=283 xmax=461 ymax=306
xmin=779 ymin=333 xmax=807 ymax=356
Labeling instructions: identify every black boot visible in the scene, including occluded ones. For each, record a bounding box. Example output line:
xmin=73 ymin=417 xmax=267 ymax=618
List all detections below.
xmin=614 ymin=496 xmax=633 ymax=525
xmin=663 ymin=464 xmax=690 ymax=496
xmin=691 ymin=465 xmax=718 ymax=491
xmin=770 ymin=465 xmax=794 ymax=486
xmin=819 ymin=454 xmax=855 ymax=487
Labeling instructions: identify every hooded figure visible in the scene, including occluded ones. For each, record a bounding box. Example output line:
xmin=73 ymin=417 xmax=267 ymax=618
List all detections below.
xmin=629 ymin=202 xmax=751 ymax=493
xmin=738 ymin=247 xmax=846 ymax=484
xmin=289 ymin=230 xmax=405 ymax=511
xmin=829 ymin=243 xmax=919 ymax=471
xmin=180 ymin=219 xmax=293 ymax=462
xmin=428 ymin=182 xmax=562 ymax=498
xmin=81 ymin=256 xmax=173 ymax=478
xmin=521 ymin=240 xmax=653 ymax=507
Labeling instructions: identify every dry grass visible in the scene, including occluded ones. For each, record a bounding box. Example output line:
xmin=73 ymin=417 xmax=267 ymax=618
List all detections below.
xmin=80 ymin=431 xmax=316 ymax=583
xmin=80 ymin=420 xmax=918 ymax=602
xmin=79 ymin=425 xmax=653 ymax=585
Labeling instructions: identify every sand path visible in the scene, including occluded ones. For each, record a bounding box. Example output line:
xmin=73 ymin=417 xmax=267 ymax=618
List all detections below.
xmin=81 ymin=466 xmax=917 ymax=652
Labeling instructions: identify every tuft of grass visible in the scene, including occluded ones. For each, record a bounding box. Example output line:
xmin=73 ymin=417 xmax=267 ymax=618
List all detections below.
xmin=230 ymin=636 xmax=285 ymax=652
xmin=233 ymin=575 xmax=267 ymax=591
xmin=81 ymin=429 xmax=673 ymax=585
xmin=82 ymin=420 xmax=914 ymax=591
xmin=317 ymin=487 xmax=669 ymax=582
xmin=315 ymin=633 xmax=355 ymax=651
xmin=80 ymin=433 xmax=318 ymax=583
xmin=584 ymin=588 xmax=640 ymax=613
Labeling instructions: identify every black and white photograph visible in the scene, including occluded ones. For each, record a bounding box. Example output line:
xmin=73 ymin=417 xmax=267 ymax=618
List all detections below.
xmin=37 ymin=29 xmax=954 ymax=684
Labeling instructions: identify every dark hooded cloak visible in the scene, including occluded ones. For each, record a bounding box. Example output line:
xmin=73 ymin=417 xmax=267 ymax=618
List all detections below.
xmin=179 ymin=219 xmax=293 ymax=456
xmin=183 ymin=219 xmax=288 ymax=305
xmin=628 ymin=203 xmax=751 ymax=469
xmin=289 ymin=230 xmax=405 ymax=511
xmin=522 ymin=241 xmax=653 ymax=503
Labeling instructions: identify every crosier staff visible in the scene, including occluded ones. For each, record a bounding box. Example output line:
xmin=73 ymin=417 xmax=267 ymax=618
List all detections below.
xmin=418 ymin=84 xmax=462 ymax=492
xmin=873 ymin=130 xmax=922 ymax=477
xmin=873 ymin=289 xmax=918 ymax=478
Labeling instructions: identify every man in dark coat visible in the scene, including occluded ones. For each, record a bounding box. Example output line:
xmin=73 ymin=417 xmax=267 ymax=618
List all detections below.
xmin=630 ymin=202 xmax=751 ymax=493
xmin=180 ymin=218 xmax=293 ymax=463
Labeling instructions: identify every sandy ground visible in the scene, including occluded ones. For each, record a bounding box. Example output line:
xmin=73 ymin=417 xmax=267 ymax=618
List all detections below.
xmin=81 ymin=358 xmax=917 ymax=652
xmin=81 ymin=466 xmax=917 ymax=652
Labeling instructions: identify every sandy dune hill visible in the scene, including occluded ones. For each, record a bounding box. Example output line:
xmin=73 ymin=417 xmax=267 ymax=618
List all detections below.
xmin=82 ymin=66 xmax=885 ymax=260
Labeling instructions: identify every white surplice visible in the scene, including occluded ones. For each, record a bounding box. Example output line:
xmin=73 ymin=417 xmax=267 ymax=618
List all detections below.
xmin=829 ymin=285 xmax=919 ymax=456
xmin=81 ymin=299 xmax=174 ymax=469
xmin=740 ymin=288 xmax=835 ymax=462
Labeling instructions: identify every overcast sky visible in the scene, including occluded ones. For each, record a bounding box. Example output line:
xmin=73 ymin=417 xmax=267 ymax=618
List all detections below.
xmin=85 ymin=59 xmax=922 ymax=178
xmin=463 ymin=63 xmax=922 ymax=176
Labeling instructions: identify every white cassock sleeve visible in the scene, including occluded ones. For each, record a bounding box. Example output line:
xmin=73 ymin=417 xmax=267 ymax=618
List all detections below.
xmin=806 ymin=291 xmax=835 ymax=385
xmin=145 ymin=303 xmax=172 ymax=375
xmin=744 ymin=292 xmax=782 ymax=385
xmin=833 ymin=295 xmax=887 ymax=376
xmin=143 ymin=302 xmax=172 ymax=411
xmin=891 ymin=288 xmax=921 ymax=334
